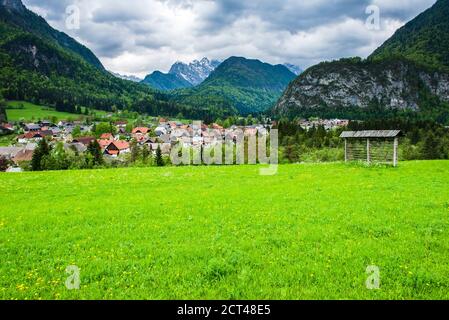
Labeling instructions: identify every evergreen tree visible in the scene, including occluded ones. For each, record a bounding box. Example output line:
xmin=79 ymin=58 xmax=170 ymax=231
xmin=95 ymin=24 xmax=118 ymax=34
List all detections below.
xmin=87 ymin=140 xmax=103 ymax=165
xmin=421 ymin=132 xmax=442 ymax=159
xmin=156 ymin=145 xmax=164 ymax=167
xmin=31 ymin=138 xmax=51 ymax=171
xmin=0 ymin=95 xmax=7 ymax=122
xmin=142 ymin=144 xmax=150 ymax=164
xmin=130 ymin=140 xmax=140 ymax=163
xmin=0 ymin=156 xmax=10 ymax=172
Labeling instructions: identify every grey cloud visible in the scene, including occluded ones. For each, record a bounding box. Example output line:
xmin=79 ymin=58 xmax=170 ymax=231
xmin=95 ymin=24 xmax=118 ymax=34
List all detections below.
xmin=22 ymin=0 xmax=437 ymax=76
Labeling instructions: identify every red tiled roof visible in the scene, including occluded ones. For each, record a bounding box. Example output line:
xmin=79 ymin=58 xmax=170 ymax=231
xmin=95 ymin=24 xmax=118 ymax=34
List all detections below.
xmin=98 ymin=139 xmax=112 ymax=149
xmin=132 ymin=127 xmax=149 ymax=134
xmin=100 ymin=133 xmax=113 ymax=140
xmin=110 ymin=140 xmax=130 ymax=150
xmin=20 ymin=131 xmax=51 ymax=139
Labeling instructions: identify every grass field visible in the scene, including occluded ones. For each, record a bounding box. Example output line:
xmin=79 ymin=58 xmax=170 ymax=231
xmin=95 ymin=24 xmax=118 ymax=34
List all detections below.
xmin=1 ymin=161 xmax=449 ymax=300
xmin=5 ymin=101 xmax=110 ymax=122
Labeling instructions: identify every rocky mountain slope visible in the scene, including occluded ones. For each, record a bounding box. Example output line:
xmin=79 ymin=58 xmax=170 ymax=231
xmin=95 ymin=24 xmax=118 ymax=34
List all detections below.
xmin=274 ymin=0 xmax=449 ymax=123
xmin=275 ymin=57 xmax=449 ymax=119
xmin=141 ymin=57 xmax=220 ymax=91
xmin=170 ymin=57 xmax=221 ymax=86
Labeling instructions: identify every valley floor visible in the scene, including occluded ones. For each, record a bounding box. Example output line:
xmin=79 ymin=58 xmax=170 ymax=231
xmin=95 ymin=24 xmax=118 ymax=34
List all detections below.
xmin=0 ymin=161 xmax=448 ymax=299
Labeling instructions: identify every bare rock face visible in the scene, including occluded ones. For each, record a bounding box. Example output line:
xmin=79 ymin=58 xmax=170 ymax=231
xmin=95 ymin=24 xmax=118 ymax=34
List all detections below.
xmin=274 ymin=58 xmax=449 ymax=117
xmin=1 ymin=0 xmax=25 ymax=12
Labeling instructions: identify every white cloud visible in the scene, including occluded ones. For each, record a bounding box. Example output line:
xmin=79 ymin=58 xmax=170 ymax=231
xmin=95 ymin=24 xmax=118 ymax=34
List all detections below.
xmin=22 ymin=0 xmax=437 ymax=78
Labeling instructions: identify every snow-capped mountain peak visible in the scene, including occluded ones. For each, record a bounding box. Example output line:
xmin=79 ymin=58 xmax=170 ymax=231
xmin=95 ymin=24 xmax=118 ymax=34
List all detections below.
xmin=169 ymin=57 xmax=221 ymax=86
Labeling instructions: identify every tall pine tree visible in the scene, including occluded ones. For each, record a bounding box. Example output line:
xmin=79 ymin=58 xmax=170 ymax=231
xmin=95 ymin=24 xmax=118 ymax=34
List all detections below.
xmin=31 ymin=138 xmax=51 ymax=171
xmin=87 ymin=140 xmax=104 ymax=165
xmin=156 ymin=145 xmax=164 ymax=167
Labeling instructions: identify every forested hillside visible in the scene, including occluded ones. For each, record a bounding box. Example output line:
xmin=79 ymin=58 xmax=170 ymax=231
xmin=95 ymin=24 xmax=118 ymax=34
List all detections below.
xmin=0 ymin=0 xmax=233 ymax=121
xmin=172 ymin=57 xmax=296 ymax=115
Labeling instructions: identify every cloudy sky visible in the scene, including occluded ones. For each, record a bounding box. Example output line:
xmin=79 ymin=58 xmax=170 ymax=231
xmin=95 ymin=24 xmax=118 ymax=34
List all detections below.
xmin=22 ymin=0 xmax=436 ymax=78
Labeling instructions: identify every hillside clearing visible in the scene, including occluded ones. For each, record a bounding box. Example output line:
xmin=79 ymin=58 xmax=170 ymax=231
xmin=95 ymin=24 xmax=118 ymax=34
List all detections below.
xmin=5 ymin=101 xmax=111 ymax=122
xmin=0 ymin=161 xmax=448 ymax=299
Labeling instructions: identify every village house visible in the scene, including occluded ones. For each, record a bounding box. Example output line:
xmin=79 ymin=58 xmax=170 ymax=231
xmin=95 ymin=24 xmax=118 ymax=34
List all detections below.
xmin=0 ymin=123 xmax=14 ymax=135
xmin=132 ymin=127 xmax=150 ymax=142
xmin=104 ymin=140 xmax=130 ymax=157
xmin=132 ymin=127 xmax=150 ymax=135
xmin=72 ymin=136 xmax=96 ymax=146
xmin=115 ymin=120 xmax=128 ymax=129
xmin=17 ymin=130 xmax=52 ymax=144
xmin=24 ymin=123 xmax=41 ymax=132
xmin=0 ymin=147 xmax=34 ymax=167
xmin=0 ymin=147 xmax=22 ymax=160
xmin=12 ymin=149 xmax=34 ymax=165
xmin=155 ymin=126 xmax=168 ymax=136
xmin=98 ymin=139 xmax=112 ymax=150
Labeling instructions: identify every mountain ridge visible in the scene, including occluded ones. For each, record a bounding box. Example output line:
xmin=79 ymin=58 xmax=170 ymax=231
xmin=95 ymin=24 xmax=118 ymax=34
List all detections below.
xmin=172 ymin=56 xmax=296 ymax=115
xmin=369 ymin=0 xmax=449 ymax=71
xmin=0 ymin=0 xmax=236 ymax=121
xmin=0 ymin=0 xmax=104 ymax=70
xmin=274 ymin=0 xmax=449 ymax=123
xmin=142 ymin=71 xmax=193 ymax=91
xmin=141 ymin=57 xmax=220 ymax=91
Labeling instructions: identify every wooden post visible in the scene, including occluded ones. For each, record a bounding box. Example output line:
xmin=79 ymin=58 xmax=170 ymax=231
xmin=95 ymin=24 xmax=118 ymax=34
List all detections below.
xmin=393 ymin=137 xmax=398 ymax=167
xmin=344 ymin=138 xmax=348 ymax=163
xmin=367 ymin=138 xmax=370 ymax=164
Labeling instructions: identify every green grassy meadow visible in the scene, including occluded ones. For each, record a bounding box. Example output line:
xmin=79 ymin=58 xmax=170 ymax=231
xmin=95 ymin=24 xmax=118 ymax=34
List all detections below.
xmin=0 ymin=161 xmax=449 ymax=300
xmin=5 ymin=101 xmax=108 ymax=122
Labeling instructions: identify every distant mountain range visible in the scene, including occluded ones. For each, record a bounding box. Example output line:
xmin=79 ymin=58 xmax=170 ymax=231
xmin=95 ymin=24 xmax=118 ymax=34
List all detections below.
xmin=274 ymin=0 xmax=449 ymax=123
xmin=141 ymin=58 xmax=302 ymax=92
xmin=172 ymin=56 xmax=297 ymax=114
xmin=170 ymin=58 xmax=222 ymax=86
xmin=141 ymin=58 xmax=221 ymax=90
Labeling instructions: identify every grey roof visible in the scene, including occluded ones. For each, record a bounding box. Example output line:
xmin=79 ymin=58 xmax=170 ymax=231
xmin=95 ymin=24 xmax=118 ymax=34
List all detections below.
xmin=0 ymin=147 xmax=23 ymax=157
xmin=340 ymin=130 xmax=401 ymax=138
xmin=25 ymin=124 xmax=41 ymax=130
